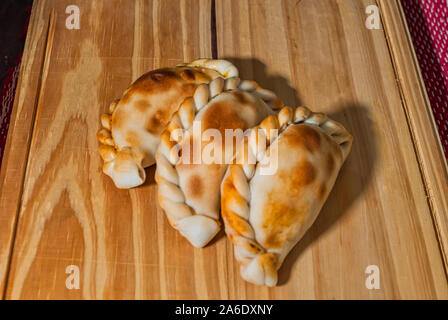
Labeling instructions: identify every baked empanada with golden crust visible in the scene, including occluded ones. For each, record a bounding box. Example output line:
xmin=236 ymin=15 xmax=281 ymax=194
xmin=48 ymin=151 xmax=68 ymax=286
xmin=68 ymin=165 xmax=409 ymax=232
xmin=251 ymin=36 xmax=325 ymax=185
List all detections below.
xmin=220 ymin=106 xmax=353 ymax=286
xmin=97 ymin=59 xmax=240 ymax=189
xmin=155 ymin=77 xmax=282 ymax=248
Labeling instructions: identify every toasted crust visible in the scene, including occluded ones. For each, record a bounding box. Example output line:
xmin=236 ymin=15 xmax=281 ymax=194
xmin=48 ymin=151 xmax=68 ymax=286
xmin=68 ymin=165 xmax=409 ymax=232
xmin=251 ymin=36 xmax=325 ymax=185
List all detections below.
xmin=220 ymin=106 xmax=353 ymax=286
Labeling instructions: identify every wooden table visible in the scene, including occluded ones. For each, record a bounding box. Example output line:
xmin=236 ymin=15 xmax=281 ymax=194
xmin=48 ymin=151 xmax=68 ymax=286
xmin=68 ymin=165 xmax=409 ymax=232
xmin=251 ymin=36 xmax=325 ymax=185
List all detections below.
xmin=1 ymin=0 xmax=447 ymax=299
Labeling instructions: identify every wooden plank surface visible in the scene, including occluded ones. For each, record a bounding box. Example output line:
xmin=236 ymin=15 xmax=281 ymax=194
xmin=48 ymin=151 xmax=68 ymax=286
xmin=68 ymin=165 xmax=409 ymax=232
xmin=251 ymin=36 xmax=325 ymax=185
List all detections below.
xmin=1 ymin=0 xmax=447 ymax=299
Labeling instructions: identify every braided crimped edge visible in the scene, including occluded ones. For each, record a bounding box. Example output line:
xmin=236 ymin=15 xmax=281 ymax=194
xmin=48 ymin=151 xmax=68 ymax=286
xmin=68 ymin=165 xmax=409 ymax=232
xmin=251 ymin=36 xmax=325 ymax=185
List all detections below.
xmin=155 ymin=76 xmax=244 ymax=248
xmin=97 ymin=98 xmax=147 ymax=189
xmin=221 ymin=106 xmax=353 ymax=286
xmin=180 ymin=59 xmax=283 ymax=110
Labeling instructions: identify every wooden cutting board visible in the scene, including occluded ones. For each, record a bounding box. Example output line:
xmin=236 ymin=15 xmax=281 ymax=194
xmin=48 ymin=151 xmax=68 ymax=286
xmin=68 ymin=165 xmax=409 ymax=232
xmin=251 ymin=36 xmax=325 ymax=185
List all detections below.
xmin=1 ymin=0 xmax=447 ymax=299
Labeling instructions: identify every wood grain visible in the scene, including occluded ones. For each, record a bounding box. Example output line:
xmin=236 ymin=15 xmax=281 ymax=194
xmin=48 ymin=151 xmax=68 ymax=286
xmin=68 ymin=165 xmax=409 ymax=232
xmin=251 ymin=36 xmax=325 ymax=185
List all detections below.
xmin=0 ymin=0 xmax=447 ymax=299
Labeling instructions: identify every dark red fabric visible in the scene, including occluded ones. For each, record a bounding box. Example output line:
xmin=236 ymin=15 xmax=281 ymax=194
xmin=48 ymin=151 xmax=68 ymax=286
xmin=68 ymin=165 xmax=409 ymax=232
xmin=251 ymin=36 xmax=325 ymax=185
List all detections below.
xmin=0 ymin=57 xmax=21 ymax=167
xmin=401 ymin=0 xmax=448 ymax=159
xmin=0 ymin=3 xmax=32 ymax=168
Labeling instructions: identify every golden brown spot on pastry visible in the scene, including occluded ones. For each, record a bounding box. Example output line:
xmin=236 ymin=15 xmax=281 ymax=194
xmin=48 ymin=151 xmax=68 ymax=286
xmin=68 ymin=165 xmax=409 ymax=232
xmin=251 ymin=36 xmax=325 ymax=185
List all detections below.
xmin=202 ymin=101 xmax=247 ymax=136
xmin=145 ymin=108 xmax=170 ymax=134
xmin=291 ymin=160 xmax=316 ymax=186
xmin=285 ymin=124 xmax=321 ymax=153
xmin=262 ymin=196 xmax=307 ymax=249
xmin=125 ymin=130 xmax=140 ymax=148
xmin=261 ymin=160 xmax=315 ymax=249
xmin=118 ymin=66 xmax=207 ymax=106
xmin=186 ymin=174 xmax=203 ymax=199
xmin=180 ymin=69 xmax=196 ymax=81
xmin=135 ymin=99 xmax=151 ymax=113
xmin=268 ymin=161 xmax=316 ymax=199
xmin=120 ymin=69 xmax=180 ymax=104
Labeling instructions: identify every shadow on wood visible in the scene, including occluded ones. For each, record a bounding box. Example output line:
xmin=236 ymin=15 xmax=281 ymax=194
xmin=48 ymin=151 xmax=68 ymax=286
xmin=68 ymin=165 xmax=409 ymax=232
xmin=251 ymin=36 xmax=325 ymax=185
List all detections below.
xmin=221 ymin=56 xmax=302 ymax=107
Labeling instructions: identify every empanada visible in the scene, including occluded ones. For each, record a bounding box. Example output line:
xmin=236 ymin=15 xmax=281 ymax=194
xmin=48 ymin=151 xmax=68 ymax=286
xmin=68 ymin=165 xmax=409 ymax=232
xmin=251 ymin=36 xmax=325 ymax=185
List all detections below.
xmin=97 ymin=59 xmax=239 ymax=189
xmin=220 ymin=106 xmax=353 ymax=286
xmin=155 ymin=77 xmax=282 ymax=248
